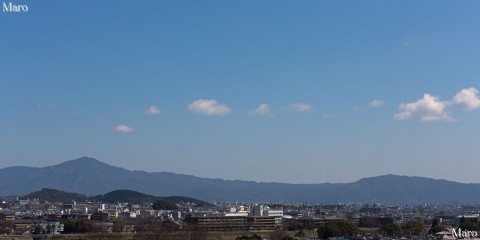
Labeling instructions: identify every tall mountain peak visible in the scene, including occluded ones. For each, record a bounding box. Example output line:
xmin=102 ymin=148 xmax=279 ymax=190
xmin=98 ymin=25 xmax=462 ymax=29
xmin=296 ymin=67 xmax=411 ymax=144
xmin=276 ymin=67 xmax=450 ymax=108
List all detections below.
xmin=52 ymin=157 xmax=112 ymax=169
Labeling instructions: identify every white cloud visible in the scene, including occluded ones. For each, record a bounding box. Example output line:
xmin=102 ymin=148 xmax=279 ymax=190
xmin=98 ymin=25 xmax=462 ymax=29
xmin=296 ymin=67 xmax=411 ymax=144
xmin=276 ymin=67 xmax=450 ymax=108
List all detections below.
xmin=249 ymin=104 xmax=272 ymax=116
xmin=394 ymin=94 xmax=453 ymax=122
xmin=452 ymin=87 xmax=480 ymax=111
xmin=145 ymin=105 xmax=161 ymax=115
xmin=187 ymin=99 xmax=231 ymax=116
xmin=369 ymin=100 xmax=386 ymax=108
xmin=287 ymin=103 xmax=313 ymax=112
xmin=115 ymin=124 xmax=134 ymax=133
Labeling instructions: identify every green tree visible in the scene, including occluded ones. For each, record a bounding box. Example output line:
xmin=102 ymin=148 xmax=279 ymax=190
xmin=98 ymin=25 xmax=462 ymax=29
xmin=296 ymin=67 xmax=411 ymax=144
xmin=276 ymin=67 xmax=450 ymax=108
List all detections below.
xmin=61 ymin=219 xmax=90 ymax=233
xmin=269 ymin=229 xmax=293 ymax=240
xmin=428 ymin=218 xmax=446 ymax=234
xmin=251 ymin=234 xmax=263 ymax=240
xmin=151 ymin=199 xmax=178 ymax=210
xmin=303 ymin=219 xmax=315 ymax=230
xmin=317 ymin=219 xmax=361 ymax=239
xmin=381 ymin=223 xmax=401 ymax=236
xmin=429 ymin=225 xmax=447 ymax=234
xmin=459 ymin=221 xmax=480 ymax=231
xmin=402 ymin=220 xmax=426 ymax=236
xmin=295 ymin=230 xmax=306 ymax=237
xmin=286 ymin=220 xmax=302 ymax=231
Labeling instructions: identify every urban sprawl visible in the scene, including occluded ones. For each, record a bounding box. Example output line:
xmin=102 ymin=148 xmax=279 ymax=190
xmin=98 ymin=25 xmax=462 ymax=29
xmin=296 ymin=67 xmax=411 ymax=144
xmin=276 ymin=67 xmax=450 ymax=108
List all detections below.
xmin=1 ymin=195 xmax=479 ymax=240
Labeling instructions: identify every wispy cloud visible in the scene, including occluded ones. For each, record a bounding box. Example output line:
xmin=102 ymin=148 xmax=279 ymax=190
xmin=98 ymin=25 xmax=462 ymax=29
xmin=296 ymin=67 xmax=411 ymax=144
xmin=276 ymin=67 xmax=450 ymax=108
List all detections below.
xmin=401 ymin=36 xmax=414 ymax=47
xmin=401 ymin=40 xmax=412 ymax=47
xmin=249 ymin=104 xmax=272 ymax=116
xmin=322 ymin=113 xmax=334 ymax=119
xmin=115 ymin=124 xmax=135 ymax=133
xmin=452 ymin=87 xmax=480 ymax=111
xmin=49 ymin=102 xmax=64 ymax=108
xmin=145 ymin=105 xmax=161 ymax=115
xmin=287 ymin=102 xmax=313 ymax=112
xmin=187 ymin=99 xmax=231 ymax=116
xmin=369 ymin=100 xmax=386 ymax=108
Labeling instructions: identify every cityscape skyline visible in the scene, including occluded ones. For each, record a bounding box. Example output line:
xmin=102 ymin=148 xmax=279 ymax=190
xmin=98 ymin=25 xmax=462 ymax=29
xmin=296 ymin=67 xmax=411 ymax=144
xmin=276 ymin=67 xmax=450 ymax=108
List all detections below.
xmin=2 ymin=1 xmax=480 ymax=184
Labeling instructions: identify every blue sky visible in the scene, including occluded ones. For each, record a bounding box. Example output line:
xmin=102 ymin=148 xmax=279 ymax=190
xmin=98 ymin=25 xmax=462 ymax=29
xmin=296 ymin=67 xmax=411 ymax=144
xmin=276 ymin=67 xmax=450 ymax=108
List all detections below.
xmin=1 ymin=1 xmax=480 ymax=183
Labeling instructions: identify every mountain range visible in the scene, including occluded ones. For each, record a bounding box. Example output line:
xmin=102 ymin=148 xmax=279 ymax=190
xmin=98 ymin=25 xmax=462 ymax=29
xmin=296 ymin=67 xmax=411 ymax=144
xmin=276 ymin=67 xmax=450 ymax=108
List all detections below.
xmin=1 ymin=157 xmax=479 ymax=204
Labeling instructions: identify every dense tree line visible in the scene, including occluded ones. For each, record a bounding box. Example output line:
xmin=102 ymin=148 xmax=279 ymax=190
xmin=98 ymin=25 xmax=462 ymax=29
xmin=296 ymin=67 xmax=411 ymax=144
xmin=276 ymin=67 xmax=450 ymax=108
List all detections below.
xmin=23 ymin=188 xmax=88 ymax=202
xmin=285 ymin=219 xmax=315 ymax=231
xmin=151 ymin=199 xmax=178 ymax=210
xmin=317 ymin=219 xmax=361 ymax=239
xmin=379 ymin=220 xmax=427 ymax=237
xmin=61 ymin=219 xmax=92 ymax=233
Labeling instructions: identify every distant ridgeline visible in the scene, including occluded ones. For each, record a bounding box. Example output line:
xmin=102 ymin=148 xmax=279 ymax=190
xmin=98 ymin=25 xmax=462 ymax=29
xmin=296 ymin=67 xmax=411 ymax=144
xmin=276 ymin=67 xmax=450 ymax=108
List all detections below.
xmin=4 ymin=157 xmax=480 ymax=203
xmin=20 ymin=188 xmax=211 ymax=210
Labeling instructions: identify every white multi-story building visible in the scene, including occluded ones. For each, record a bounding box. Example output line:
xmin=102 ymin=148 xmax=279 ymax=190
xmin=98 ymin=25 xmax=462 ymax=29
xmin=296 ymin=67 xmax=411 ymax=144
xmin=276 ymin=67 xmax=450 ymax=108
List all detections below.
xmin=225 ymin=205 xmax=249 ymax=217
xmin=264 ymin=209 xmax=283 ymax=217
xmin=251 ymin=204 xmax=264 ymax=216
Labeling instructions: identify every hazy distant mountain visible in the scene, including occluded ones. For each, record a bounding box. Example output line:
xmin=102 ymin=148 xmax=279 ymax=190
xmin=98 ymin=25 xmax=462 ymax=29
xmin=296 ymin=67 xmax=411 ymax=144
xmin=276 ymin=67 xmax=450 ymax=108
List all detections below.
xmin=2 ymin=157 xmax=479 ymax=203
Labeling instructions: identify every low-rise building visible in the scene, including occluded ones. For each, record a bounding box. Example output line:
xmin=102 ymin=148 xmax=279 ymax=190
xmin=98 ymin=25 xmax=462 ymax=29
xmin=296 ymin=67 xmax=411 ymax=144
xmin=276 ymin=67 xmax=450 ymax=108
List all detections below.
xmin=185 ymin=216 xmax=279 ymax=231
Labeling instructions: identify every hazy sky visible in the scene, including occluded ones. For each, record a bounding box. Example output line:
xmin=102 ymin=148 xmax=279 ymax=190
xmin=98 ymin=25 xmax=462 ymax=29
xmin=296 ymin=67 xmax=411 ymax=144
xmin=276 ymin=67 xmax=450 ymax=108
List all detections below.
xmin=2 ymin=1 xmax=480 ymax=184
